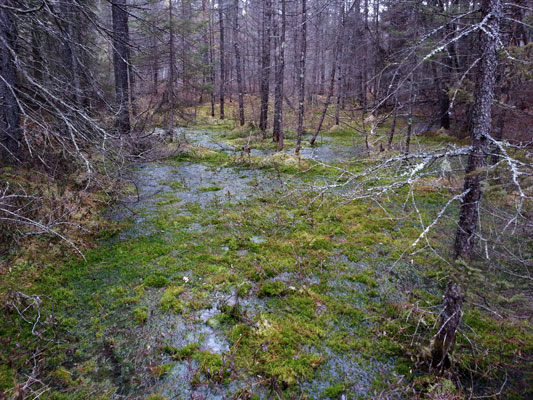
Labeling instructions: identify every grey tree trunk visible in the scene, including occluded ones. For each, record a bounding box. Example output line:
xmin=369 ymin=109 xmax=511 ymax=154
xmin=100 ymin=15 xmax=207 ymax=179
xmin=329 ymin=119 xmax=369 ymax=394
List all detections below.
xmin=218 ymin=3 xmax=225 ymax=119
xmin=431 ymin=282 xmax=464 ymax=372
xmin=168 ymin=0 xmax=175 ymax=140
xmin=454 ymin=0 xmax=502 ymax=260
xmin=273 ymin=0 xmax=286 ymax=150
xmin=295 ymin=0 xmax=307 ymax=154
xmin=233 ymin=0 xmax=245 ymax=126
xmin=0 ymin=3 xmax=20 ymax=161
xmin=259 ymin=0 xmax=272 ymax=137
xmin=310 ymin=17 xmax=340 ymax=146
xmin=112 ymin=0 xmax=131 ymax=135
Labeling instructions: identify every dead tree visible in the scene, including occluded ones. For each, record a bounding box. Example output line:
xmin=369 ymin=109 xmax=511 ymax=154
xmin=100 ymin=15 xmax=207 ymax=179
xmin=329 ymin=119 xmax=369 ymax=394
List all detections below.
xmin=0 ymin=2 xmax=20 ymax=161
xmin=431 ymin=281 xmax=464 ymax=372
xmin=454 ymin=0 xmax=502 ymax=261
xmin=295 ymin=0 xmax=307 ymax=154
xmin=112 ymin=0 xmax=131 ymax=135
xmin=272 ymin=0 xmax=286 ymax=150
xmin=233 ymin=0 xmax=245 ymax=126
xmin=218 ymin=1 xmax=225 ymax=119
xmin=259 ymin=0 xmax=272 ymax=137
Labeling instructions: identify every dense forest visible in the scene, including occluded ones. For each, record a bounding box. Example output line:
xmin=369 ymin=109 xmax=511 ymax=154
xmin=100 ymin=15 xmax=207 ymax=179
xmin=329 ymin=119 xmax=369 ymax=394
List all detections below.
xmin=1 ymin=0 xmax=532 ymax=399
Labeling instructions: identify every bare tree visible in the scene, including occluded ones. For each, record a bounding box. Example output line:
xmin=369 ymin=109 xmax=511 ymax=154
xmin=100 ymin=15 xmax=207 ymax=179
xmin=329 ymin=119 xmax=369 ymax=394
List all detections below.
xmin=259 ymin=0 xmax=272 ymax=137
xmin=272 ymin=0 xmax=286 ymax=149
xmin=112 ymin=0 xmax=131 ymax=135
xmin=295 ymin=0 xmax=307 ymax=154
xmin=0 ymin=2 xmax=20 ymax=161
xmin=233 ymin=0 xmax=245 ymax=126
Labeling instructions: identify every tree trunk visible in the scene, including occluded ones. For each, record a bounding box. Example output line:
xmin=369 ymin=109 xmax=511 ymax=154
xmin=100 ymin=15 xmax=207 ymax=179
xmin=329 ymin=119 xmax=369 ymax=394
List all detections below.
xmin=218 ymin=3 xmax=225 ymax=119
xmin=233 ymin=0 xmax=245 ymax=126
xmin=168 ymin=0 xmax=175 ymax=140
xmin=273 ymin=0 xmax=286 ymax=150
xmin=295 ymin=0 xmax=307 ymax=154
xmin=387 ymin=98 xmax=398 ymax=149
xmin=112 ymin=0 xmax=131 ymax=135
xmin=259 ymin=0 xmax=272 ymax=137
xmin=0 ymin=3 xmax=20 ymax=161
xmin=310 ymin=16 xmax=340 ymax=146
xmin=431 ymin=281 xmax=464 ymax=372
xmin=454 ymin=0 xmax=502 ymax=260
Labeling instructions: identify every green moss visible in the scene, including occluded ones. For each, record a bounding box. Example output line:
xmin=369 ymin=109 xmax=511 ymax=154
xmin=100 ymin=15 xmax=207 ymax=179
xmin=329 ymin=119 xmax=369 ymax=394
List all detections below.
xmin=51 ymin=367 xmax=76 ymax=386
xmin=193 ymin=351 xmax=229 ymax=384
xmin=152 ymin=363 xmax=174 ymax=378
xmin=321 ymin=382 xmax=346 ymax=399
xmin=160 ymin=286 xmax=186 ymax=313
xmin=145 ymin=394 xmax=167 ymax=400
xmin=198 ymin=185 xmax=222 ymax=192
xmin=0 ymin=364 xmax=15 ymax=390
xmin=133 ymin=306 xmax=148 ymax=324
xmin=144 ymin=274 xmax=169 ymax=288
xmin=257 ymin=281 xmax=287 ymax=297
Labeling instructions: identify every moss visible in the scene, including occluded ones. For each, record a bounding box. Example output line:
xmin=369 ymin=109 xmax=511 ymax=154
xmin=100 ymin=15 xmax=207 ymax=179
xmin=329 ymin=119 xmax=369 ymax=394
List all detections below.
xmin=163 ymin=343 xmax=201 ymax=361
xmin=193 ymin=351 xmax=229 ymax=384
xmin=144 ymin=274 xmax=169 ymax=288
xmin=321 ymin=383 xmax=346 ymax=399
xmin=257 ymin=281 xmax=287 ymax=297
xmin=152 ymin=363 xmax=174 ymax=378
xmin=133 ymin=306 xmax=148 ymax=324
xmin=0 ymin=364 xmax=15 ymax=390
xmin=145 ymin=394 xmax=167 ymax=400
xmin=198 ymin=185 xmax=222 ymax=192
xmin=51 ymin=367 xmax=76 ymax=386
xmin=160 ymin=286 xmax=186 ymax=313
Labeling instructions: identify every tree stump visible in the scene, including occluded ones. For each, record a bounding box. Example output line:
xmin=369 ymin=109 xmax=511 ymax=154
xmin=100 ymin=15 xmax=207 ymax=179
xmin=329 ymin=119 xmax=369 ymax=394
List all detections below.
xmin=431 ymin=281 xmax=464 ymax=373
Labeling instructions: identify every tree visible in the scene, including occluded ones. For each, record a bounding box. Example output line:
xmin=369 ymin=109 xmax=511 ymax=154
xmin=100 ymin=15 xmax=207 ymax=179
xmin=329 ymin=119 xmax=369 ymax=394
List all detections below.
xmin=272 ymin=0 xmax=286 ymax=149
xmin=259 ymin=0 xmax=272 ymax=137
xmin=295 ymin=0 xmax=307 ymax=154
xmin=454 ymin=0 xmax=502 ymax=261
xmin=218 ymin=1 xmax=225 ymax=119
xmin=112 ymin=0 xmax=131 ymax=135
xmin=233 ymin=0 xmax=245 ymax=126
xmin=0 ymin=2 xmax=20 ymax=162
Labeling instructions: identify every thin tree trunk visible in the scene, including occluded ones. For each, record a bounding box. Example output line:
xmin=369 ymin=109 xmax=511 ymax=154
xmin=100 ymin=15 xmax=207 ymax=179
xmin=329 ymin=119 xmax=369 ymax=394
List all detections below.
xmin=168 ymin=0 xmax=175 ymax=140
xmin=259 ymin=0 xmax=272 ymax=137
xmin=310 ymin=20 xmax=340 ymax=146
xmin=209 ymin=0 xmax=216 ymax=117
xmin=388 ymin=98 xmax=398 ymax=149
xmin=218 ymin=3 xmax=225 ymax=119
xmin=405 ymin=79 xmax=414 ymax=156
xmin=0 ymin=2 xmax=20 ymax=161
xmin=295 ymin=0 xmax=307 ymax=154
xmin=431 ymin=282 xmax=464 ymax=372
xmin=454 ymin=0 xmax=502 ymax=260
xmin=233 ymin=0 xmax=245 ymax=126
xmin=112 ymin=0 xmax=131 ymax=135
xmin=273 ymin=0 xmax=286 ymax=150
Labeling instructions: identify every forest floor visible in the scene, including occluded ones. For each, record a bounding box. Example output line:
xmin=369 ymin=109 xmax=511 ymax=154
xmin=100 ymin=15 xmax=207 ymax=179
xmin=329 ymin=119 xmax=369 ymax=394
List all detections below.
xmin=1 ymin=117 xmax=532 ymax=399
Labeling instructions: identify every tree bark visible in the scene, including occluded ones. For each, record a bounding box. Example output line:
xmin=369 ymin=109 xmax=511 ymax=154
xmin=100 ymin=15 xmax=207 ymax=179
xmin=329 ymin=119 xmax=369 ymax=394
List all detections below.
xmin=431 ymin=281 xmax=464 ymax=372
xmin=259 ymin=0 xmax=272 ymax=136
xmin=112 ymin=0 xmax=131 ymax=135
xmin=454 ymin=0 xmax=502 ymax=260
xmin=233 ymin=0 xmax=245 ymax=126
xmin=273 ymin=0 xmax=286 ymax=150
xmin=112 ymin=0 xmax=131 ymax=134
xmin=168 ymin=0 xmax=175 ymax=140
xmin=0 ymin=2 xmax=20 ymax=161
xmin=310 ymin=12 xmax=340 ymax=146
xmin=295 ymin=0 xmax=307 ymax=154
xmin=218 ymin=2 xmax=225 ymax=119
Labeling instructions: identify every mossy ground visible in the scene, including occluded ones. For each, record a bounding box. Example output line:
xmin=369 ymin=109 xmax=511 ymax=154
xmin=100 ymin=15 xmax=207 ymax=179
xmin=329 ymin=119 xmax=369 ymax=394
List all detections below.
xmin=0 ymin=116 xmax=531 ymax=399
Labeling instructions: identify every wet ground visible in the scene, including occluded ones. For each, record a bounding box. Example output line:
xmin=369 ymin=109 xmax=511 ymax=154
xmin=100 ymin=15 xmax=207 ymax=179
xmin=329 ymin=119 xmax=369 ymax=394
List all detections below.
xmin=104 ymin=128 xmax=394 ymax=399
